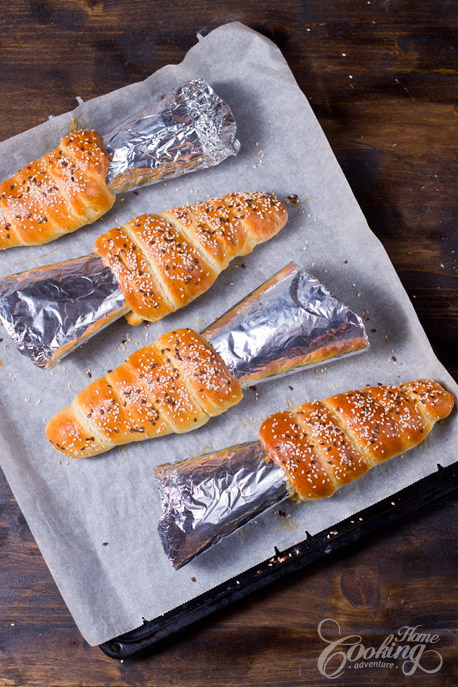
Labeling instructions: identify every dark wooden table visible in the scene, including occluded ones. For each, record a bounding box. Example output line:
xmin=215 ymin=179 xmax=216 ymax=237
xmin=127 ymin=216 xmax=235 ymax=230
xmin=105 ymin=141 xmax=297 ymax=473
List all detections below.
xmin=1 ymin=2 xmax=457 ymax=686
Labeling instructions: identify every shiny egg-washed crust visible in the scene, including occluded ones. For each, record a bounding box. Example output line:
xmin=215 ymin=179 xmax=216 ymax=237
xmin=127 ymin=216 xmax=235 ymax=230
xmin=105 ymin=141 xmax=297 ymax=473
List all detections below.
xmin=0 ymin=129 xmax=115 ymax=249
xmin=46 ymin=328 xmax=243 ymax=458
xmin=259 ymin=380 xmax=454 ymax=500
xmin=94 ymin=191 xmax=288 ymax=324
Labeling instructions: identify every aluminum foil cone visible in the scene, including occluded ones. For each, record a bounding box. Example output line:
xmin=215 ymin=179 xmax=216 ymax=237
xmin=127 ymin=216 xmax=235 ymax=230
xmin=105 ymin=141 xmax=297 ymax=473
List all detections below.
xmin=104 ymin=79 xmax=240 ymax=194
xmin=155 ymin=441 xmax=288 ymax=569
xmin=203 ymin=262 xmax=370 ymax=386
xmin=0 ymin=255 xmax=128 ymax=369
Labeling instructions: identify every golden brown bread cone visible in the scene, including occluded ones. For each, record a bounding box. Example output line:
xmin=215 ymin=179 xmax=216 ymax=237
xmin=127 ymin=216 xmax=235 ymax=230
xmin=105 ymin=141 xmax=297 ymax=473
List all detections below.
xmin=0 ymin=130 xmax=115 ymax=249
xmin=94 ymin=191 xmax=288 ymax=326
xmin=46 ymin=328 xmax=243 ymax=458
xmin=259 ymin=380 xmax=455 ymax=500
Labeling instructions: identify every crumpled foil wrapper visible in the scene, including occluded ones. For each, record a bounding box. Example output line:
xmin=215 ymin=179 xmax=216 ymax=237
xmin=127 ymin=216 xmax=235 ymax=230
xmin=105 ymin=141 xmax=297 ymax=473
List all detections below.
xmin=155 ymin=441 xmax=289 ymax=569
xmin=0 ymin=255 xmax=128 ymax=369
xmin=104 ymin=79 xmax=240 ymax=194
xmin=204 ymin=262 xmax=369 ymax=386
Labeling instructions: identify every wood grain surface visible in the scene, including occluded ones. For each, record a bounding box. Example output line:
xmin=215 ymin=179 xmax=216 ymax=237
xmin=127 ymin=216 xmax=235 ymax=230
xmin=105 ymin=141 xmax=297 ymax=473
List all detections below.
xmin=0 ymin=1 xmax=457 ymax=685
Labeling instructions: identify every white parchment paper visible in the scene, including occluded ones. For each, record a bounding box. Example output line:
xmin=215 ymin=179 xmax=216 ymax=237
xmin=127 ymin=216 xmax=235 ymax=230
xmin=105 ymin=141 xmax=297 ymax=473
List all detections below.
xmin=0 ymin=22 xmax=456 ymax=646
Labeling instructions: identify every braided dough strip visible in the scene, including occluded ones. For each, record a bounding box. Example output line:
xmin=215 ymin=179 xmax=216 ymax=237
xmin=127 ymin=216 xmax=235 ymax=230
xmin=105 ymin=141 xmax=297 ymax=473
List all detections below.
xmin=94 ymin=191 xmax=288 ymax=325
xmin=259 ymin=380 xmax=455 ymax=500
xmin=46 ymin=328 xmax=243 ymax=458
xmin=0 ymin=130 xmax=115 ymax=249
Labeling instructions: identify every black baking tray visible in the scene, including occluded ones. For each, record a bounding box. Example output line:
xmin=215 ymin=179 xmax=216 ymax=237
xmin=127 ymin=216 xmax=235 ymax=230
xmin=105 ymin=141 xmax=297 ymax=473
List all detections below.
xmin=100 ymin=459 xmax=458 ymax=659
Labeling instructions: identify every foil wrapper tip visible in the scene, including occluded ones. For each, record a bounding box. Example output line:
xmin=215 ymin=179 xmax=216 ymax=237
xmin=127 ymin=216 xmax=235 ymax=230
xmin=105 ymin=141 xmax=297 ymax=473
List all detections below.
xmin=103 ymin=79 xmax=240 ymax=195
xmin=155 ymin=442 xmax=288 ymax=569
xmin=0 ymin=255 xmax=127 ymax=369
xmin=204 ymin=262 xmax=369 ymax=386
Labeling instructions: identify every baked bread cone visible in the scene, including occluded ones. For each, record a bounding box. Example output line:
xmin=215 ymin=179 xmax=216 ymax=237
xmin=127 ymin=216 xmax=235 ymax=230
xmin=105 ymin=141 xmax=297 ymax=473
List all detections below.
xmin=94 ymin=191 xmax=288 ymax=325
xmin=46 ymin=328 xmax=243 ymax=458
xmin=0 ymin=130 xmax=115 ymax=249
xmin=259 ymin=380 xmax=454 ymax=500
